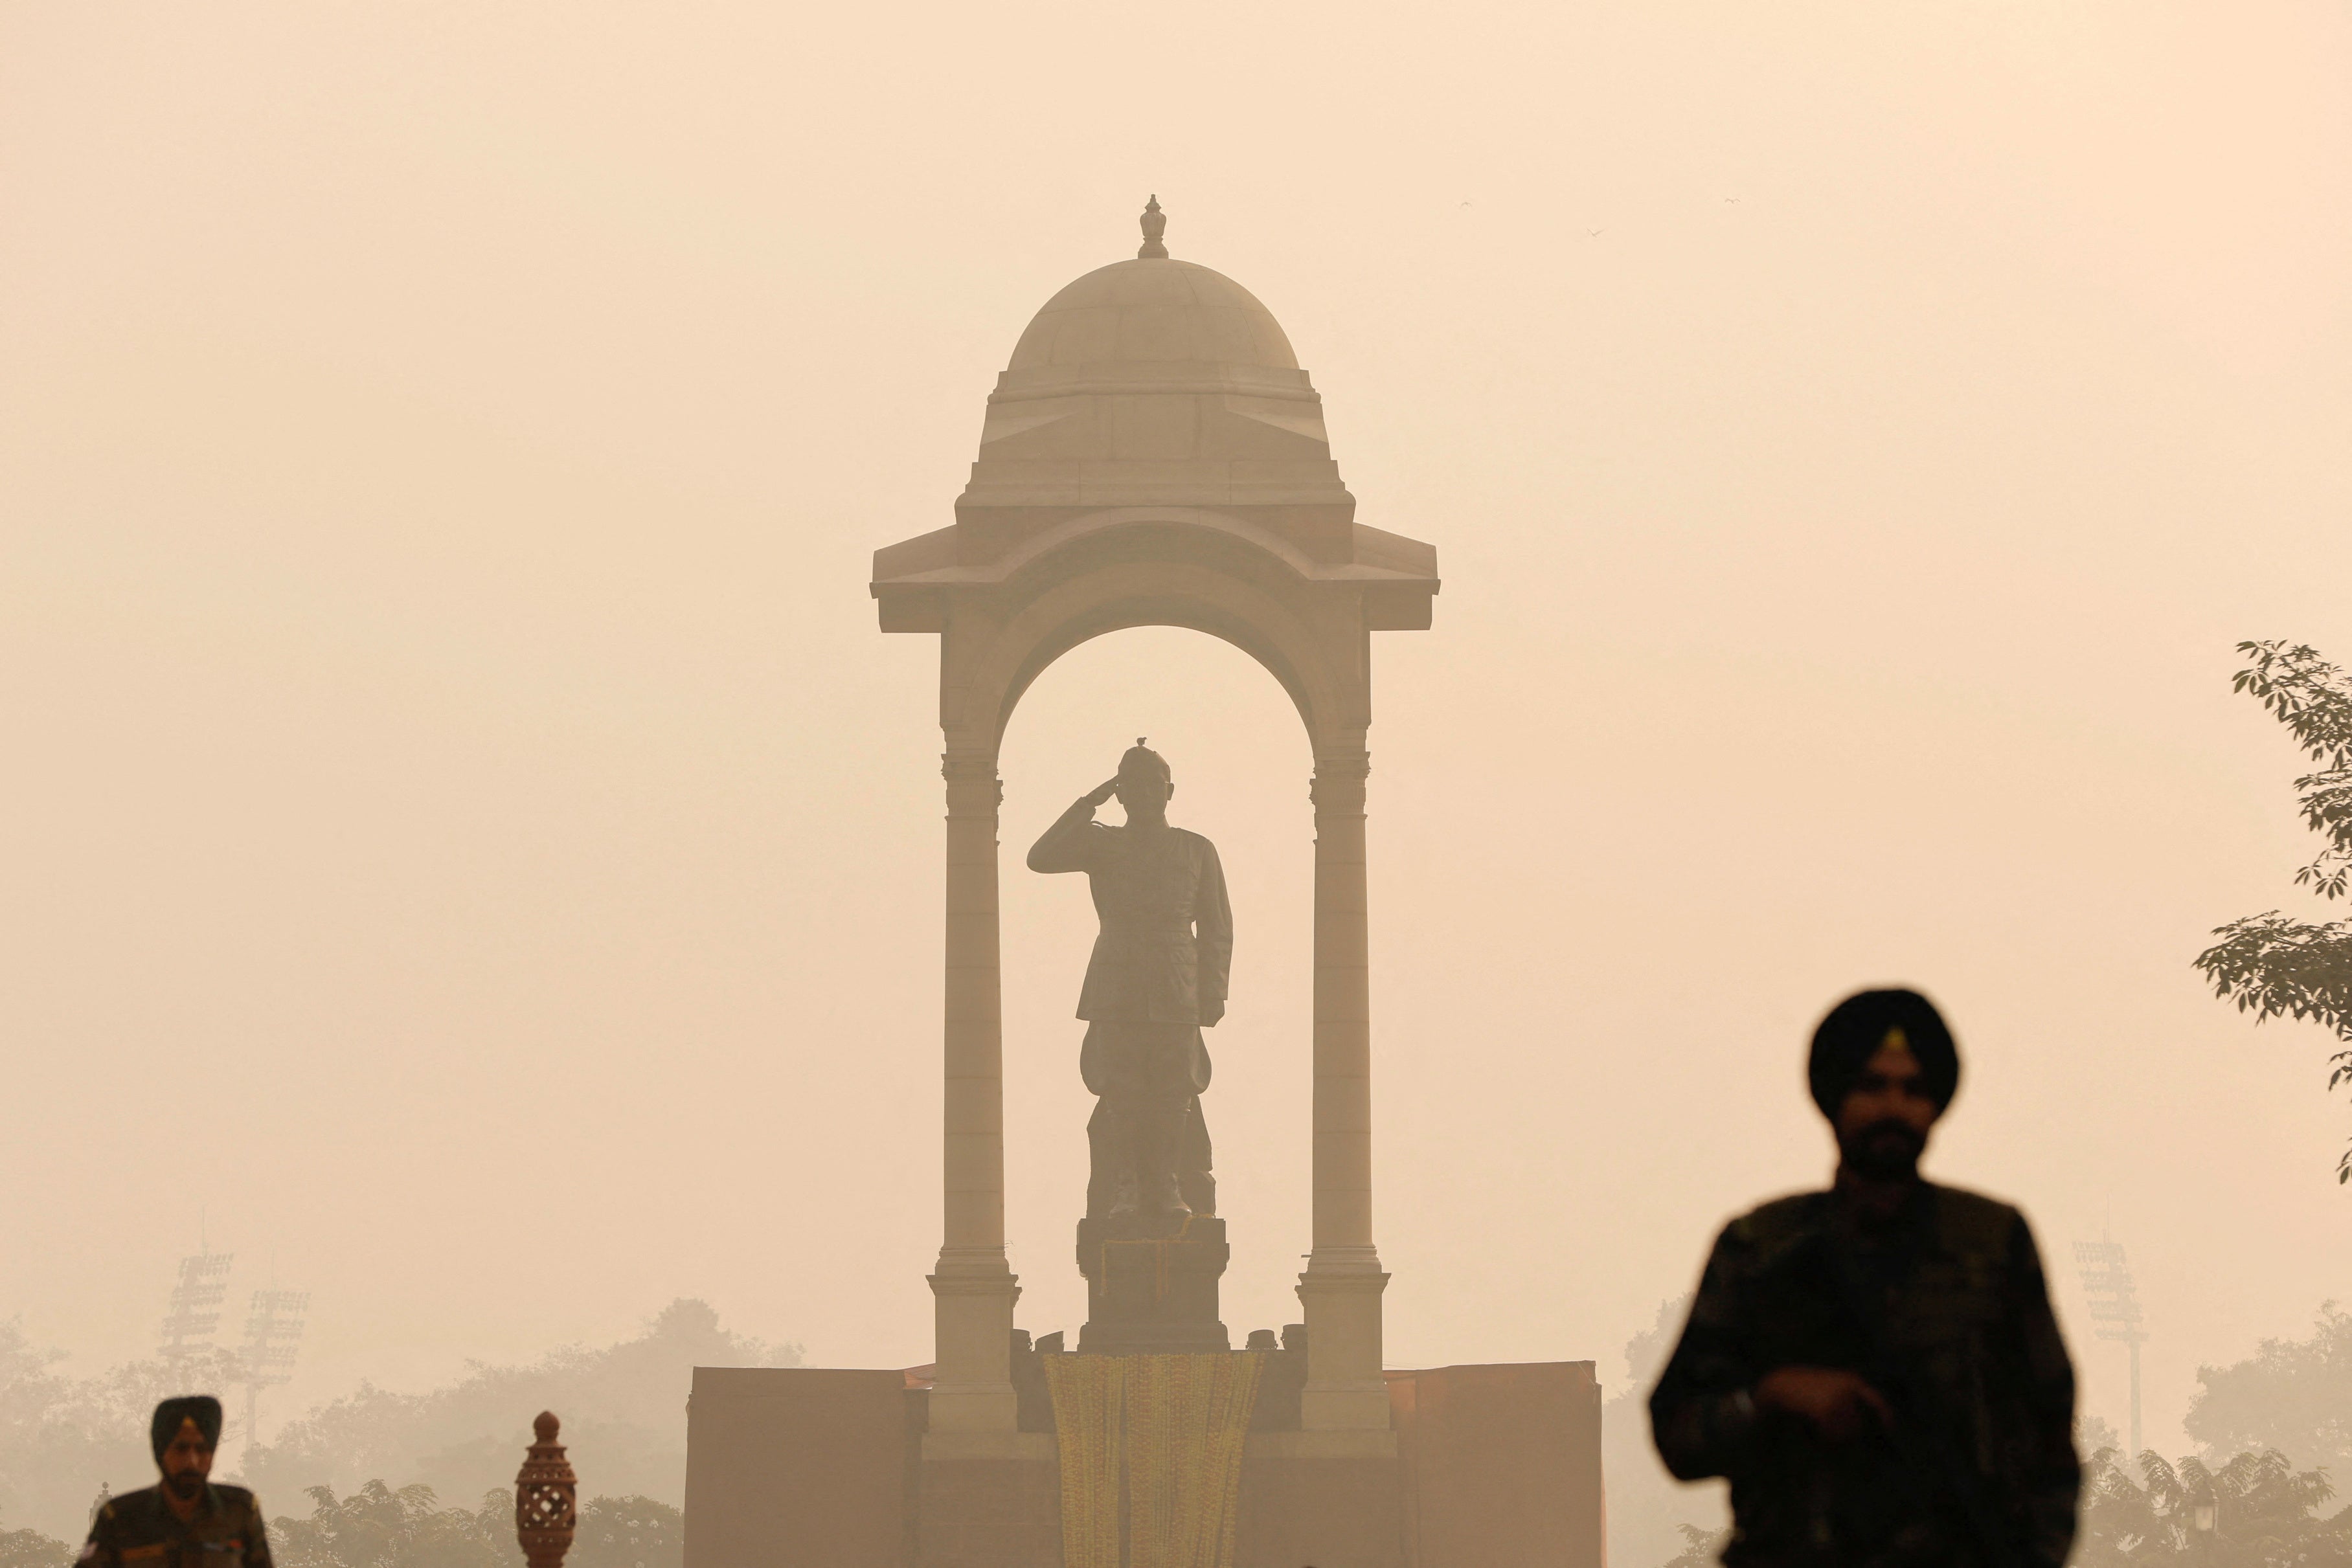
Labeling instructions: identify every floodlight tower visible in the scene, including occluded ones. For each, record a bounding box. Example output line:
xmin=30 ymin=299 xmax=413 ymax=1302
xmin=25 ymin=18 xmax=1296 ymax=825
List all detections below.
xmin=159 ymin=1252 xmax=236 ymax=1361
xmin=2073 ymin=1238 xmax=2148 ymax=1459
xmin=238 ymin=1290 xmax=310 ymax=1442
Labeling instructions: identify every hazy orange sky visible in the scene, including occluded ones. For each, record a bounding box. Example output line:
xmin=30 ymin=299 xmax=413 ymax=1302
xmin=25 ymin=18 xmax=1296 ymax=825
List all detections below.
xmin=4 ymin=0 xmax=2348 ymax=1506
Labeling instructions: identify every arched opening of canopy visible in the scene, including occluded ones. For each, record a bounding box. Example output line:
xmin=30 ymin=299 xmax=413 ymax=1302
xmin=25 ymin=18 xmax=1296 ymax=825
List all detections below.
xmin=962 ymin=553 xmax=1352 ymax=759
xmin=994 ymin=600 xmax=1318 ymax=750
xmin=995 ymin=625 xmax=1316 ymax=1354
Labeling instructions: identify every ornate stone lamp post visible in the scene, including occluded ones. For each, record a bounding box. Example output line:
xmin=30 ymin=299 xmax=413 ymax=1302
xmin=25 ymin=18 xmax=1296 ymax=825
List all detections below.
xmin=515 ymin=1411 xmax=578 ymax=1567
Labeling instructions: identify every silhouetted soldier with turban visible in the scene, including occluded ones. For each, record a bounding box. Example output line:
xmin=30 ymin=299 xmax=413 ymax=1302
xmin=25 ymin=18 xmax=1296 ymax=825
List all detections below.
xmin=80 ymin=1394 xmax=275 ymax=1566
xmin=1649 ymin=989 xmax=2079 ymax=1568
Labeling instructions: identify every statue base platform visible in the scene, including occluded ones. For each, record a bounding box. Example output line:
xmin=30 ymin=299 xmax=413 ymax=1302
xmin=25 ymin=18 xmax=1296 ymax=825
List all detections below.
xmin=1074 ymin=1213 xmax=1229 ymax=1353
xmin=683 ymin=1356 xmax=1603 ymax=1568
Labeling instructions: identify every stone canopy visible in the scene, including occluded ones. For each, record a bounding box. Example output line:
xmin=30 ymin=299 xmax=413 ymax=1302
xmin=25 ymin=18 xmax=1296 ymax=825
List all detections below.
xmin=872 ymin=205 xmax=1435 ymax=1446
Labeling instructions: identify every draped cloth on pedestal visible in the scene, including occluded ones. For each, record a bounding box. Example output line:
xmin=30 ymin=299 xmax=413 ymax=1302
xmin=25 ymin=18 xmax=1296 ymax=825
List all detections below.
xmin=1043 ymin=1352 xmax=1266 ymax=1568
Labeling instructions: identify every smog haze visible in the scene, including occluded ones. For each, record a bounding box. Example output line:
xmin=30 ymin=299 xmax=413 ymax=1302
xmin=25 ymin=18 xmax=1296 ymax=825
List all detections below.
xmin=4 ymin=0 xmax=2348 ymax=1552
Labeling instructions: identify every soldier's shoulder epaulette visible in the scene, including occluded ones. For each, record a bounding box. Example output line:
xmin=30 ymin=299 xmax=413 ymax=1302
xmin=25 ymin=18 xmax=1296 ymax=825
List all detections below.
xmin=1726 ymin=1189 xmax=1830 ymax=1255
xmin=108 ymin=1483 xmax=166 ymax=1517
xmin=1928 ymin=1182 xmax=2023 ymax=1261
xmin=90 ymin=1483 xmax=161 ymax=1534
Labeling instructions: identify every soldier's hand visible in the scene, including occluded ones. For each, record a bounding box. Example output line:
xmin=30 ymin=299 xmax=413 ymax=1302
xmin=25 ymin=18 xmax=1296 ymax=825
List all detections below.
xmin=1083 ymin=778 xmax=1121 ymax=809
xmin=1754 ymin=1367 xmax=1893 ymax=1444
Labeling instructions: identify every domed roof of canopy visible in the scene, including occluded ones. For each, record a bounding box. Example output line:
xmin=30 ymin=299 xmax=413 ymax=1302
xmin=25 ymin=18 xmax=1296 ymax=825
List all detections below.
xmin=960 ymin=198 xmax=1342 ymax=519
xmin=870 ymin=199 xmax=1437 ymax=638
xmin=1006 ymin=258 xmax=1301 ymax=375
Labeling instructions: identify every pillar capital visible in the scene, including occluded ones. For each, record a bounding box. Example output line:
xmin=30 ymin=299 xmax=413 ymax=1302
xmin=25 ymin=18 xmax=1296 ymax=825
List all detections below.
xmin=941 ymin=751 xmax=1002 ymax=816
xmin=1309 ymin=750 xmax=1370 ymax=816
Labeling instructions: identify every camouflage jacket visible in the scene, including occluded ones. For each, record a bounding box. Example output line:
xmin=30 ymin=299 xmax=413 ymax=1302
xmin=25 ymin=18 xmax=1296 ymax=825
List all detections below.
xmin=80 ymin=1482 xmax=275 ymax=1568
xmin=1649 ymin=1182 xmax=2079 ymax=1568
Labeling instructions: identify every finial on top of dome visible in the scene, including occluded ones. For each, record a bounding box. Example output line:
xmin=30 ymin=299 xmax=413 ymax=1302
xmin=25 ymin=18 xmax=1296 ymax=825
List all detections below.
xmin=1138 ymin=196 xmax=1169 ymax=260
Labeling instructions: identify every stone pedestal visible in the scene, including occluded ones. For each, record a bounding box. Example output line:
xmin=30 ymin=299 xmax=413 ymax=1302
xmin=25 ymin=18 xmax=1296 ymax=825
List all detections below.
xmin=683 ymin=1360 xmax=1603 ymax=1568
xmin=1074 ymin=1215 xmax=1230 ymax=1353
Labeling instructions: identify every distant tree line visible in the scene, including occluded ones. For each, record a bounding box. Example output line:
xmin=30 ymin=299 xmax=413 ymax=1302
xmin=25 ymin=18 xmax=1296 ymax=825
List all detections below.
xmin=2076 ymin=1446 xmax=2349 ymax=1568
xmin=0 ymin=1326 xmax=246 ymax=1553
xmin=0 ymin=1481 xmax=682 ymax=1568
xmin=2184 ymin=1302 xmax=2352 ymax=1480
xmin=0 ymin=1529 xmax=72 ymax=1568
xmin=0 ymin=1297 xmax=793 ymax=1559
xmin=268 ymin=1483 xmax=679 ymax=1568
xmin=240 ymin=1297 xmax=798 ymax=1510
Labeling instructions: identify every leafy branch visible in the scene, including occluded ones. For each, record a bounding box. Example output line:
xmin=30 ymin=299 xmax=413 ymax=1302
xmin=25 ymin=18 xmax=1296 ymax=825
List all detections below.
xmin=2201 ymin=642 xmax=2352 ymax=1183
xmin=2230 ymin=640 xmax=2352 ymax=900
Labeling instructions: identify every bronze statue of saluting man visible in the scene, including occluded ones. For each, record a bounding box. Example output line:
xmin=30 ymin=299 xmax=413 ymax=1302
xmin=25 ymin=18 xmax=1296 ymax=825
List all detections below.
xmin=1029 ymin=740 xmax=1232 ymax=1235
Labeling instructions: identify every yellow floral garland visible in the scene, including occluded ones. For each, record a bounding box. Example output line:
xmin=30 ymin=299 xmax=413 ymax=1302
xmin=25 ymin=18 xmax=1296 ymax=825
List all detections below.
xmin=1043 ymin=1351 xmax=1266 ymax=1568
xmin=1045 ymin=1353 xmax=1126 ymax=1568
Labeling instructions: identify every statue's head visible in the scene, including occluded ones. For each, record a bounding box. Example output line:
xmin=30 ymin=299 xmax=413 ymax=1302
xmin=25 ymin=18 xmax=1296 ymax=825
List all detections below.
xmin=1115 ymin=737 xmax=1173 ymax=813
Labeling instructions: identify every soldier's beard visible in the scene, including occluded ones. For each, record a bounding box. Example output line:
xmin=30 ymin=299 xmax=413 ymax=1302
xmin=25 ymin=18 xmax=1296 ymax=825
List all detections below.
xmin=1840 ymin=1119 xmax=1925 ymax=1182
xmin=165 ymin=1470 xmax=205 ymax=1501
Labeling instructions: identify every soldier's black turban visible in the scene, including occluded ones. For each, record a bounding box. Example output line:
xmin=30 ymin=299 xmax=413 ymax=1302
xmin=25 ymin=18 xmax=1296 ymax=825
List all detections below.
xmin=1808 ymin=988 xmax=1960 ymax=1119
xmin=150 ymin=1395 xmax=223 ymax=1462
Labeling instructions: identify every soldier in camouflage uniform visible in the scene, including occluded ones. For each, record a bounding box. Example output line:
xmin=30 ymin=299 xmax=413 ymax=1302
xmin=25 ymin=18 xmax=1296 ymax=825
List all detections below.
xmin=1649 ymin=989 xmax=2079 ymax=1568
xmin=80 ymin=1395 xmax=275 ymax=1567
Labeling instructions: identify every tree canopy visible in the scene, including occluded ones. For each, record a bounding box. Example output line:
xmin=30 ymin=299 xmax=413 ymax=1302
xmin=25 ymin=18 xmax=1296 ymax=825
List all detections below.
xmin=267 ymin=1483 xmax=681 ymax=1568
xmin=239 ymin=1297 xmax=797 ymax=1512
xmin=2185 ymin=1302 xmax=2352 ymax=1483
xmin=0 ymin=1320 xmax=245 ymax=1547
xmin=0 ymin=1529 xmax=72 ymax=1568
xmin=271 ymin=1481 xmax=510 ymax=1568
xmin=2075 ymin=1446 xmax=2351 ymax=1568
xmin=2196 ymin=640 xmax=2352 ymax=1182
